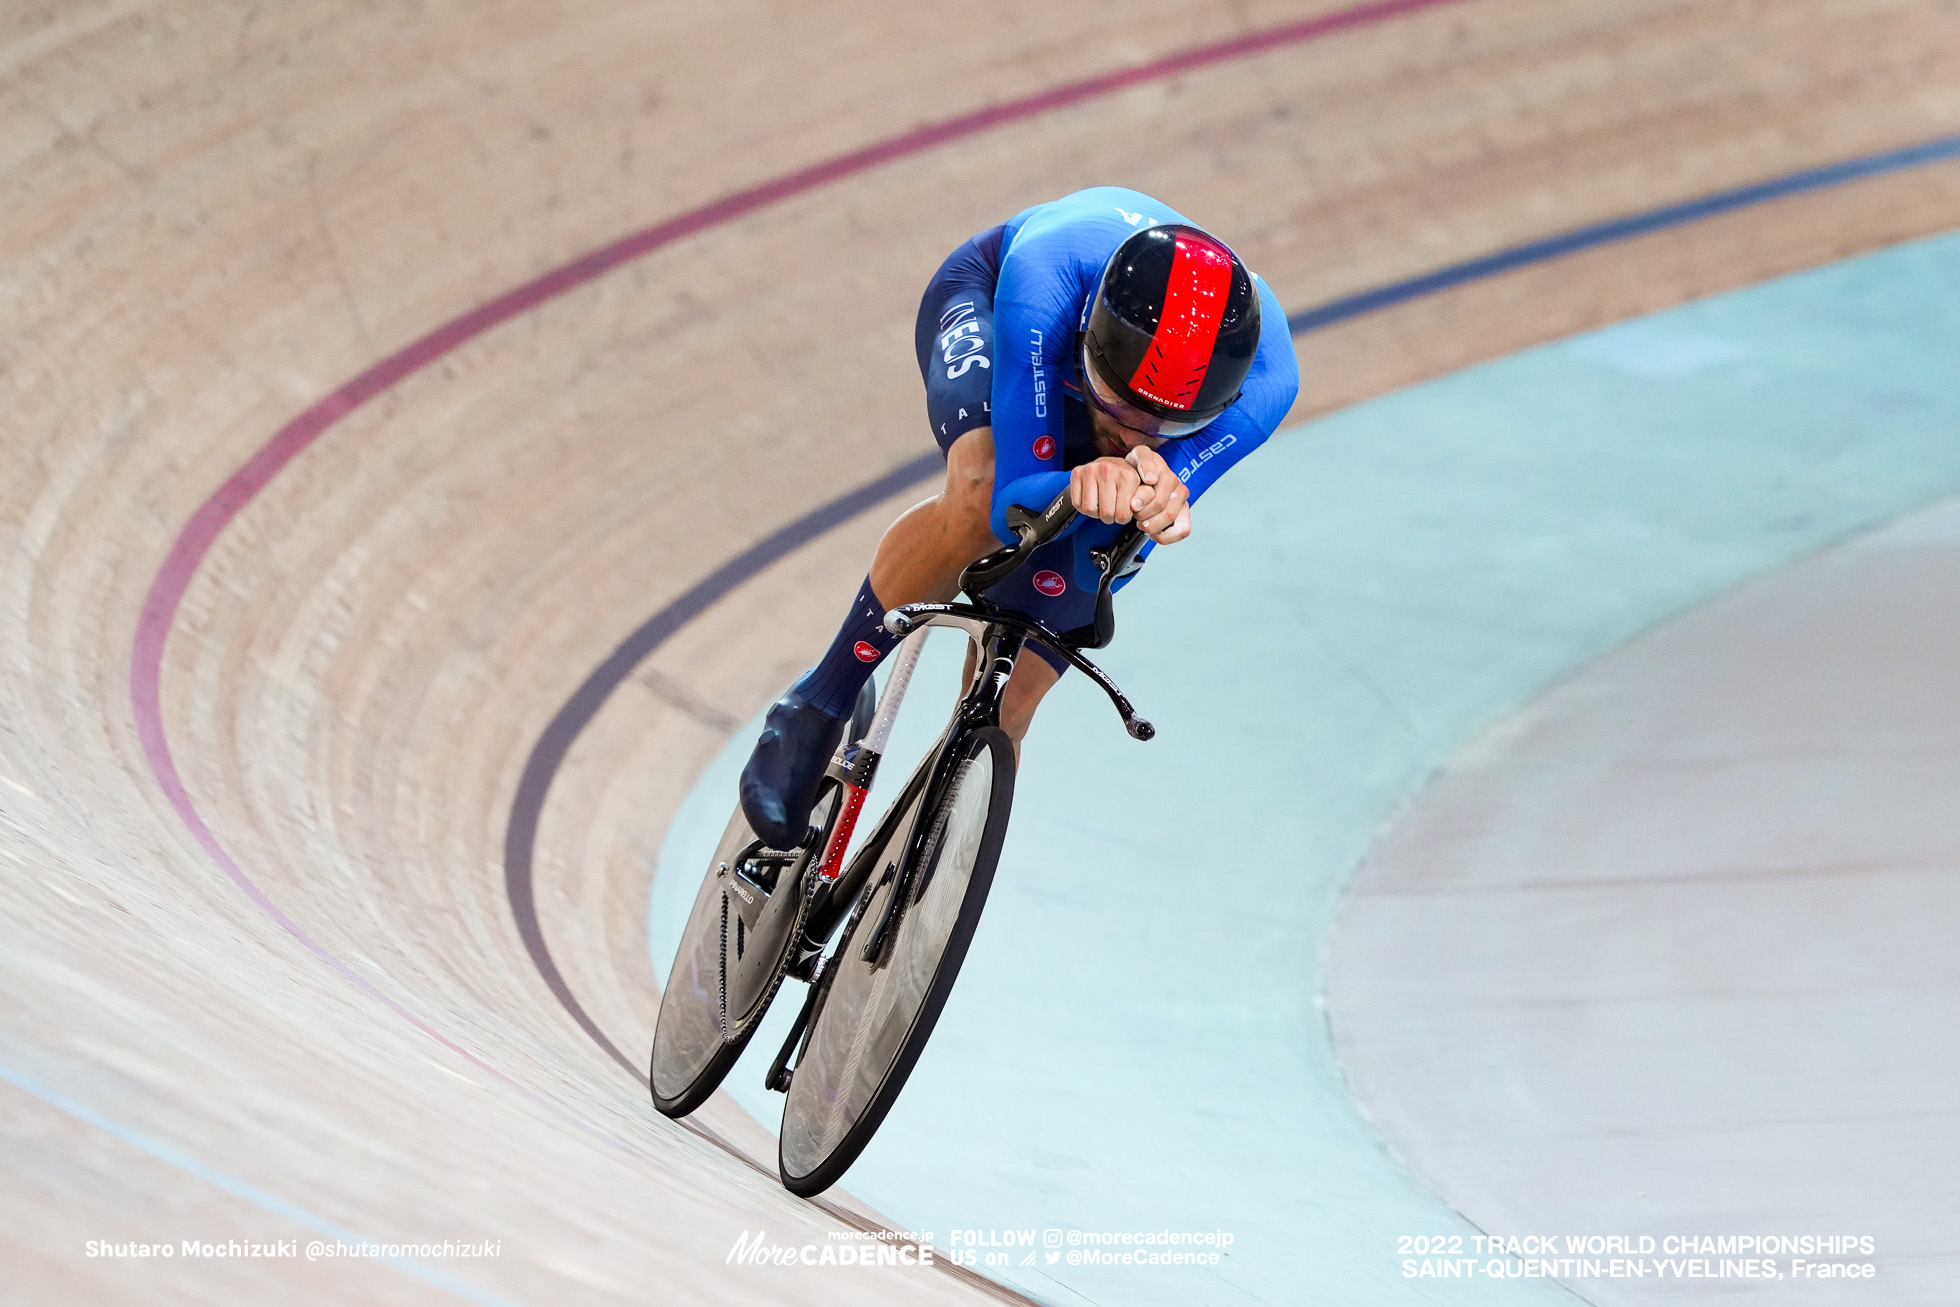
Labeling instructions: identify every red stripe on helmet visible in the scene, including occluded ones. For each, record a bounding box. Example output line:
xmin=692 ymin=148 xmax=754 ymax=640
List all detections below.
xmin=1128 ymin=231 xmax=1233 ymax=411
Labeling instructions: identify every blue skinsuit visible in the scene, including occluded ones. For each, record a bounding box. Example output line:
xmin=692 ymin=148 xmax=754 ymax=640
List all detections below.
xmin=753 ymin=195 xmax=1296 ymax=845
xmin=936 ymin=188 xmax=1299 ymax=635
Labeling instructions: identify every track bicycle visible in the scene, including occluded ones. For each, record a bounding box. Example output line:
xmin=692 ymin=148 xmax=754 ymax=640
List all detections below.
xmin=649 ymin=489 xmax=1153 ymax=1196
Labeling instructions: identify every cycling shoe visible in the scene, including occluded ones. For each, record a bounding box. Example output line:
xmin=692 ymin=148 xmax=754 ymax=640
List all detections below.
xmin=739 ymin=687 xmax=846 ymax=851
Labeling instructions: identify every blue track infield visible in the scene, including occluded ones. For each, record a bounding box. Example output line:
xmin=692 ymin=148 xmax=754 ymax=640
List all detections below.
xmin=654 ymin=227 xmax=1960 ymax=1305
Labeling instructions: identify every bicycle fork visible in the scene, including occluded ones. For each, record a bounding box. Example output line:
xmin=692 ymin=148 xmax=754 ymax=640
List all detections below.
xmin=854 ymin=623 xmax=1022 ymax=966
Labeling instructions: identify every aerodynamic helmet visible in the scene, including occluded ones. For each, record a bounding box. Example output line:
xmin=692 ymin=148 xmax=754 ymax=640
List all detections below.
xmin=1080 ymin=223 xmax=1260 ymax=438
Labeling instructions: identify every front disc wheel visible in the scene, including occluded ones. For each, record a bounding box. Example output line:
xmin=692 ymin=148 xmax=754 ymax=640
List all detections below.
xmin=777 ymin=727 xmax=1014 ymax=1194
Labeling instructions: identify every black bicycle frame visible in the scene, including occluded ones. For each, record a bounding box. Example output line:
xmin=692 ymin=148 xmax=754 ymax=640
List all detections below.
xmin=849 ymin=618 xmax=1025 ymax=964
xmin=764 ymin=489 xmax=1155 ymax=1091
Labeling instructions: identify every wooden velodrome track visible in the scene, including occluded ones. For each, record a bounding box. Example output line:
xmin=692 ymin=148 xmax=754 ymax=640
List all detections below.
xmin=5 ymin=1 xmax=1960 ymax=1302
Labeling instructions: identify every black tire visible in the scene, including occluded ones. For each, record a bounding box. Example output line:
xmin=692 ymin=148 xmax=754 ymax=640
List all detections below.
xmin=648 ymin=789 xmax=830 ymax=1118
xmin=777 ymin=726 xmax=1015 ymax=1196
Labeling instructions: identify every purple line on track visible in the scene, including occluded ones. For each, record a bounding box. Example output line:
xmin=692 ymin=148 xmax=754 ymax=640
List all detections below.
xmin=127 ymin=0 xmax=1452 ymax=1176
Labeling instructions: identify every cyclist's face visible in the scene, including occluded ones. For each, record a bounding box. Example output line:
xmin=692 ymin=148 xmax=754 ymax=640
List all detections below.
xmin=1078 ymin=339 xmax=1213 ymax=455
xmin=1086 ymin=403 xmax=1167 ymax=458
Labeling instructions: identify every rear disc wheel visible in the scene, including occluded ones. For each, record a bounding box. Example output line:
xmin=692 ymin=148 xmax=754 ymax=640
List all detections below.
xmin=649 ymin=789 xmax=831 ymax=1118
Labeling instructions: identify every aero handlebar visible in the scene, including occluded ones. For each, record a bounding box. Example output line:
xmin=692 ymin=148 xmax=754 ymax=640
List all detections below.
xmin=956 ymin=490 xmax=1149 ymax=649
xmin=958 ymin=492 xmax=1081 ymax=594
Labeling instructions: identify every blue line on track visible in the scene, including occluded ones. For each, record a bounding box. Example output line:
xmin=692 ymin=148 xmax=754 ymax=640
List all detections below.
xmin=1287 ymin=133 xmax=1960 ymax=332
xmin=0 ymin=1062 xmax=522 ymax=1307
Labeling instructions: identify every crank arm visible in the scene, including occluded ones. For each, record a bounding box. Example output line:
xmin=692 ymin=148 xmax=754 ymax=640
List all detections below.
xmin=763 ymin=964 xmax=822 ymax=1093
xmin=765 ymin=867 xmax=882 ymax=1092
xmin=765 ymin=875 xmax=842 ymax=1093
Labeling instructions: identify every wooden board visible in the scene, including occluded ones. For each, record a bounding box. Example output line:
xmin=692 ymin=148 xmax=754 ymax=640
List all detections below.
xmin=3 ymin=0 xmax=1958 ymax=1300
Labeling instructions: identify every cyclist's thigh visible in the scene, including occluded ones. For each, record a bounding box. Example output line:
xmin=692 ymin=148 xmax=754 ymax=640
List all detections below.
xmin=915 ymin=225 xmax=1005 ymax=455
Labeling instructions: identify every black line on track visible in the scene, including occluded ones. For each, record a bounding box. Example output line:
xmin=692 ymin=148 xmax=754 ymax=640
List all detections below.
xmin=503 ymin=454 xmax=942 ymax=1075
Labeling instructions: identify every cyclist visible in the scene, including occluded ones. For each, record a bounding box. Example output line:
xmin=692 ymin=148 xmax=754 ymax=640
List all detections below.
xmin=740 ymin=186 xmax=1299 ymax=850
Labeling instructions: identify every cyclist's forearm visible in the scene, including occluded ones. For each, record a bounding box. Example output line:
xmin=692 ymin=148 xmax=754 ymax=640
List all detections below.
xmin=988 ymin=469 xmax=1073 ymax=544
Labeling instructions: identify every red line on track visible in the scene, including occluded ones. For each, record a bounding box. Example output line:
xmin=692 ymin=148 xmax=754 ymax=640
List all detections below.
xmin=128 ymin=0 xmax=1468 ymax=1152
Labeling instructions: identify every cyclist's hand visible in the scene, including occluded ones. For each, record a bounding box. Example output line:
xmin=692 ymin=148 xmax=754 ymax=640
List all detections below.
xmin=1070 ymin=456 xmax=1144 ymax=525
xmin=1127 ymin=445 xmax=1191 ymax=545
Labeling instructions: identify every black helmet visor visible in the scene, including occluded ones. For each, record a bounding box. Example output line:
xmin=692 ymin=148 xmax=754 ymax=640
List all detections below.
xmin=1080 ymin=336 xmax=1231 ymax=439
